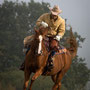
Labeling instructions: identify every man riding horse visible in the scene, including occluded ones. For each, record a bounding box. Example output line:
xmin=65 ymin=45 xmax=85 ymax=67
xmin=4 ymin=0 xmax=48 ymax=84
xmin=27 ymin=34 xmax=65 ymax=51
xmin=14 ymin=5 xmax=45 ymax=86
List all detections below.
xmin=20 ymin=5 xmax=65 ymax=71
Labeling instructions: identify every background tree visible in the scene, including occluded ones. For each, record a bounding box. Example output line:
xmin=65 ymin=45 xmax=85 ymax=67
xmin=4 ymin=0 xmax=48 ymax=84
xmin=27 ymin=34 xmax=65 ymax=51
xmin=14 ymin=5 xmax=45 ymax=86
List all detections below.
xmin=0 ymin=0 xmax=90 ymax=90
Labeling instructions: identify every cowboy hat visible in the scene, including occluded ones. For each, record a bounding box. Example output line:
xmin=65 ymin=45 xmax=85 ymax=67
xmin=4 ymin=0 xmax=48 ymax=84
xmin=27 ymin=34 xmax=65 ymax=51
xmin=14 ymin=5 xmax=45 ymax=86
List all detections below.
xmin=49 ymin=5 xmax=62 ymax=15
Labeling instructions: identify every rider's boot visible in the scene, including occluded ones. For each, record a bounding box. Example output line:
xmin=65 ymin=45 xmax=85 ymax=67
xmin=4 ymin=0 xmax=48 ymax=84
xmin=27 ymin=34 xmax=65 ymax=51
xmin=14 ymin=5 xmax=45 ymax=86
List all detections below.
xmin=19 ymin=46 xmax=30 ymax=71
xmin=48 ymin=57 xmax=54 ymax=71
xmin=48 ymin=50 xmax=55 ymax=71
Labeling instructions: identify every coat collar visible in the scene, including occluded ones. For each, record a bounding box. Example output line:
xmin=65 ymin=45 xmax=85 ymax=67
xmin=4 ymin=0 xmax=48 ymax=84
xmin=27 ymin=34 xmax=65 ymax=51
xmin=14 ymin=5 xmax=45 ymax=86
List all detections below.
xmin=50 ymin=13 xmax=58 ymax=22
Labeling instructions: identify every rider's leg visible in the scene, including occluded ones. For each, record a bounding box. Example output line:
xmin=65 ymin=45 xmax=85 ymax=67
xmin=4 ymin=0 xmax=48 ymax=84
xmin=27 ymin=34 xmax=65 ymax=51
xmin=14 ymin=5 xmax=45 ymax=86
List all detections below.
xmin=47 ymin=50 xmax=56 ymax=71
xmin=19 ymin=46 xmax=30 ymax=71
xmin=48 ymin=50 xmax=56 ymax=65
xmin=20 ymin=35 xmax=34 ymax=71
xmin=48 ymin=38 xmax=59 ymax=71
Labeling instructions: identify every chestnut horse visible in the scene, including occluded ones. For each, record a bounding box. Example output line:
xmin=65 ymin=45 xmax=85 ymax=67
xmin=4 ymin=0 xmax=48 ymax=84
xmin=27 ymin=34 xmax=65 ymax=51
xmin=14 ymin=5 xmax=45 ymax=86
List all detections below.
xmin=23 ymin=27 xmax=77 ymax=90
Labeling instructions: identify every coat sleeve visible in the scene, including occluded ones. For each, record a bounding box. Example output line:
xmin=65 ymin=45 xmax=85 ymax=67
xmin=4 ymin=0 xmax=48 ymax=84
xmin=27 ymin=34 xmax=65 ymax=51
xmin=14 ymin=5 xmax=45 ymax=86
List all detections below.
xmin=57 ymin=19 xmax=65 ymax=38
xmin=36 ymin=13 xmax=46 ymax=27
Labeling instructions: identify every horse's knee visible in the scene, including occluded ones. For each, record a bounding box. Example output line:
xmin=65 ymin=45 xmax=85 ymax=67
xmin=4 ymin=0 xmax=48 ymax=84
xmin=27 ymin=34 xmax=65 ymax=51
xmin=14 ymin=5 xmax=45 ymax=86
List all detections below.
xmin=58 ymin=82 xmax=61 ymax=86
xmin=57 ymin=82 xmax=61 ymax=90
xmin=31 ymin=70 xmax=42 ymax=80
xmin=31 ymin=76 xmax=36 ymax=81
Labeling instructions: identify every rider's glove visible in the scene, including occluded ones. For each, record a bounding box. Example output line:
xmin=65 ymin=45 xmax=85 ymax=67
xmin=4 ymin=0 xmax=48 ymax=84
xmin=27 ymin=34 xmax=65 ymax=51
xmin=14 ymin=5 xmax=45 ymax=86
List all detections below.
xmin=54 ymin=35 xmax=61 ymax=41
xmin=41 ymin=21 xmax=48 ymax=28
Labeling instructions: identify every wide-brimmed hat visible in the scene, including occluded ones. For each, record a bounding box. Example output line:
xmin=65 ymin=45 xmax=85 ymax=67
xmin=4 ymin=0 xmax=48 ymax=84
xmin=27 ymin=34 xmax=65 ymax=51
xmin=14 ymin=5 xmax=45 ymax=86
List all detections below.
xmin=49 ymin=5 xmax=62 ymax=15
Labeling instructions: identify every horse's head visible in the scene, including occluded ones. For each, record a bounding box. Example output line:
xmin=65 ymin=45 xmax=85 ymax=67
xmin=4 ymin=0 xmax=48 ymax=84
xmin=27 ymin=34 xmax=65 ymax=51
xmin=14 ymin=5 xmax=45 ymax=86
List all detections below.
xmin=35 ymin=26 xmax=49 ymax=37
xmin=33 ymin=27 xmax=49 ymax=55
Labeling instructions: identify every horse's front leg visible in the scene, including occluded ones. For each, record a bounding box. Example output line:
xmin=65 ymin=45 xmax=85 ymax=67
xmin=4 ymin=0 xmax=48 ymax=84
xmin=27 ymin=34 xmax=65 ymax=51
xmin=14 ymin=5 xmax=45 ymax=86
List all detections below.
xmin=23 ymin=70 xmax=31 ymax=90
xmin=29 ymin=68 xmax=43 ymax=90
xmin=32 ymin=68 xmax=43 ymax=80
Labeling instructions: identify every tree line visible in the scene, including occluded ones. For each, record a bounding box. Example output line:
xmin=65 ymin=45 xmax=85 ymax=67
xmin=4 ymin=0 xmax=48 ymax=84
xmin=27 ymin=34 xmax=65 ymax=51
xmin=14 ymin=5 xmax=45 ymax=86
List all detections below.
xmin=0 ymin=0 xmax=90 ymax=90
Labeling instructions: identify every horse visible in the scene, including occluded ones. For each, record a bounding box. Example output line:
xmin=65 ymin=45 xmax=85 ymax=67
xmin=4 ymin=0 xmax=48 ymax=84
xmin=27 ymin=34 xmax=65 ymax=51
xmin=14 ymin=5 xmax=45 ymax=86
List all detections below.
xmin=23 ymin=26 xmax=77 ymax=90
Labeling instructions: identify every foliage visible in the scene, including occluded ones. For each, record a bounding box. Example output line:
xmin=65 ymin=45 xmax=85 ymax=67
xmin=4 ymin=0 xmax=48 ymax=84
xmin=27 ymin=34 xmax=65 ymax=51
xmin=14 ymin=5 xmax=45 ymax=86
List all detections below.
xmin=0 ymin=0 xmax=90 ymax=90
xmin=62 ymin=56 xmax=90 ymax=90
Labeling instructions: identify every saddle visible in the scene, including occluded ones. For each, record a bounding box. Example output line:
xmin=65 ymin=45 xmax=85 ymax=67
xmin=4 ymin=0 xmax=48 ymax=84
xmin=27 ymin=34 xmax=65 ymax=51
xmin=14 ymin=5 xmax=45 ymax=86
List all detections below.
xmin=43 ymin=36 xmax=67 ymax=73
xmin=44 ymin=36 xmax=67 ymax=55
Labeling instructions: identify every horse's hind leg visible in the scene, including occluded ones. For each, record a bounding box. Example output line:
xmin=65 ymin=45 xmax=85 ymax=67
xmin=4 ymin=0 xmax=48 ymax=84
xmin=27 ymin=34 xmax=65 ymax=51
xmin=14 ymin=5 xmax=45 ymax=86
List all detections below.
xmin=51 ymin=75 xmax=57 ymax=83
xmin=23 ymin=70 xmax=31 ymax=90
xmin=51 ymin=75 xmax=57 ymax=90
xmin=57 ymin=82 xmax=61 ymax=90
xmin=52 ymin=70 xmax=66 ymax=90
xmin=51 ymin=75 xmax=61 ymax=90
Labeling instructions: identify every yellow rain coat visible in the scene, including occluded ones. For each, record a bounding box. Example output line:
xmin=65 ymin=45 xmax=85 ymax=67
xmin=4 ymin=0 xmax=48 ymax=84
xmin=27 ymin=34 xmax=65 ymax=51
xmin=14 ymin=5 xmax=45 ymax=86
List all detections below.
xmin=36 ymin=13 xmax=65 ymax=38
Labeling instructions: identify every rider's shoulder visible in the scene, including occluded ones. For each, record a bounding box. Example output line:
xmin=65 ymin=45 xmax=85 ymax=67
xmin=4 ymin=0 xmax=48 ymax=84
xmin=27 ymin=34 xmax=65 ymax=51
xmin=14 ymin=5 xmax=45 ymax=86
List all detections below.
xmin=58 ymin=16 xmax=65 ymax=23
xmin=41 ymin=13 xmax=50 ymax=17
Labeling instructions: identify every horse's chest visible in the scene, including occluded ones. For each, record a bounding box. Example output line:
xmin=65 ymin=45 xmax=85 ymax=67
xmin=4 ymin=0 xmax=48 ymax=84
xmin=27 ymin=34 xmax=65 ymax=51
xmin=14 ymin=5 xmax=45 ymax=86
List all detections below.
xmin=30 ymin=61 xmax=40 ymax=70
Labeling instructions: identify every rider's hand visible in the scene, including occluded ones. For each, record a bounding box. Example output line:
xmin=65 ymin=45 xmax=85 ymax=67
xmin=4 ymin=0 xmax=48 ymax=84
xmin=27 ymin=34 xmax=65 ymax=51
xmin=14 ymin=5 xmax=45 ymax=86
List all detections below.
xmin=54 ymin=35 xmax=61 ymax=41
xmin=41 ymin=21 xmax=48 ymax=28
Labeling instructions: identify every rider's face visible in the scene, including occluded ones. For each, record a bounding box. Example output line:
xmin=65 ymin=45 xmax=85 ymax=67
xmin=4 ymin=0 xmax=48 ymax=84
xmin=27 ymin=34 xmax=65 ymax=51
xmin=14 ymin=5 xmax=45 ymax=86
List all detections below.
xmin=51 ymin=13 xmax=58 ymax=20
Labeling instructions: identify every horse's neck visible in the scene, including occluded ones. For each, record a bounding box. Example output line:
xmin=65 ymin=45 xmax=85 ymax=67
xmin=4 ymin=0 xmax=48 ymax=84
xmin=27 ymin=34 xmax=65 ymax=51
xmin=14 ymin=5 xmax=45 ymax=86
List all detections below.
xmin=33 ymin=41 xmax=48 ymax=64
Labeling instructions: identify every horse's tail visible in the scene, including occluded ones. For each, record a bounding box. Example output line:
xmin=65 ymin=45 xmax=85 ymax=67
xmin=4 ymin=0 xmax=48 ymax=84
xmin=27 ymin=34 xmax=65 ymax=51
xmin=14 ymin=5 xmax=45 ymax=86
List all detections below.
xmin=66 ymin=26 xmax=78 ymax=59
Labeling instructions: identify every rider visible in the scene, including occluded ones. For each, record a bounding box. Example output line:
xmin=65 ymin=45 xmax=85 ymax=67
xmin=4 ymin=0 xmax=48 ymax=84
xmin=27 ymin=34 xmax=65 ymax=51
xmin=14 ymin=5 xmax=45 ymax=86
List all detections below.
xmin=20 ymin=5 xmax=65 ymax=71
xmin=36 ymin=5 xmax=65 ymax=69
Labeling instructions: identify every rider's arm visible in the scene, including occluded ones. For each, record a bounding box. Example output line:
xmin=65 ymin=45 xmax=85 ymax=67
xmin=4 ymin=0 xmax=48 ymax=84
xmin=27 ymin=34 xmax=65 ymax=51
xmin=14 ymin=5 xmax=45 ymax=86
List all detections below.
xmin=36 ymin=13 xmax=47 ymax=27
xmin=57 ymin=19 xmax=65 ymax=38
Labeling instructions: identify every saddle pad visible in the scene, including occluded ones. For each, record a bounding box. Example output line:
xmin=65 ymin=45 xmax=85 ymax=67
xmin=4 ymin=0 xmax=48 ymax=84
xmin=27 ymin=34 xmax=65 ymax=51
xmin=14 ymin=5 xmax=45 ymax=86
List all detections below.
xmin=55 ymin=48 xmax=67 ymax=55
xmin=44 ymin=36 xmax=67 ymax=54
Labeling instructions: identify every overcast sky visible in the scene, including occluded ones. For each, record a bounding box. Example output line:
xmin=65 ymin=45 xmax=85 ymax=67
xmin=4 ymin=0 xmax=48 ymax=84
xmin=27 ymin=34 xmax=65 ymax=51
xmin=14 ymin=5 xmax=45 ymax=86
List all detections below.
xmin=0 ymin=0 xmax=90 ymax=68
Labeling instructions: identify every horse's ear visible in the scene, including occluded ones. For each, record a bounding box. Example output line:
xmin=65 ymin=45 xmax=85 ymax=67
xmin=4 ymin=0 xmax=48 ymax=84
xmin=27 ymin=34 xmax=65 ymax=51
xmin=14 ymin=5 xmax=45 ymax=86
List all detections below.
xmin=34 ymin=27 xmax=39 ymax=34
